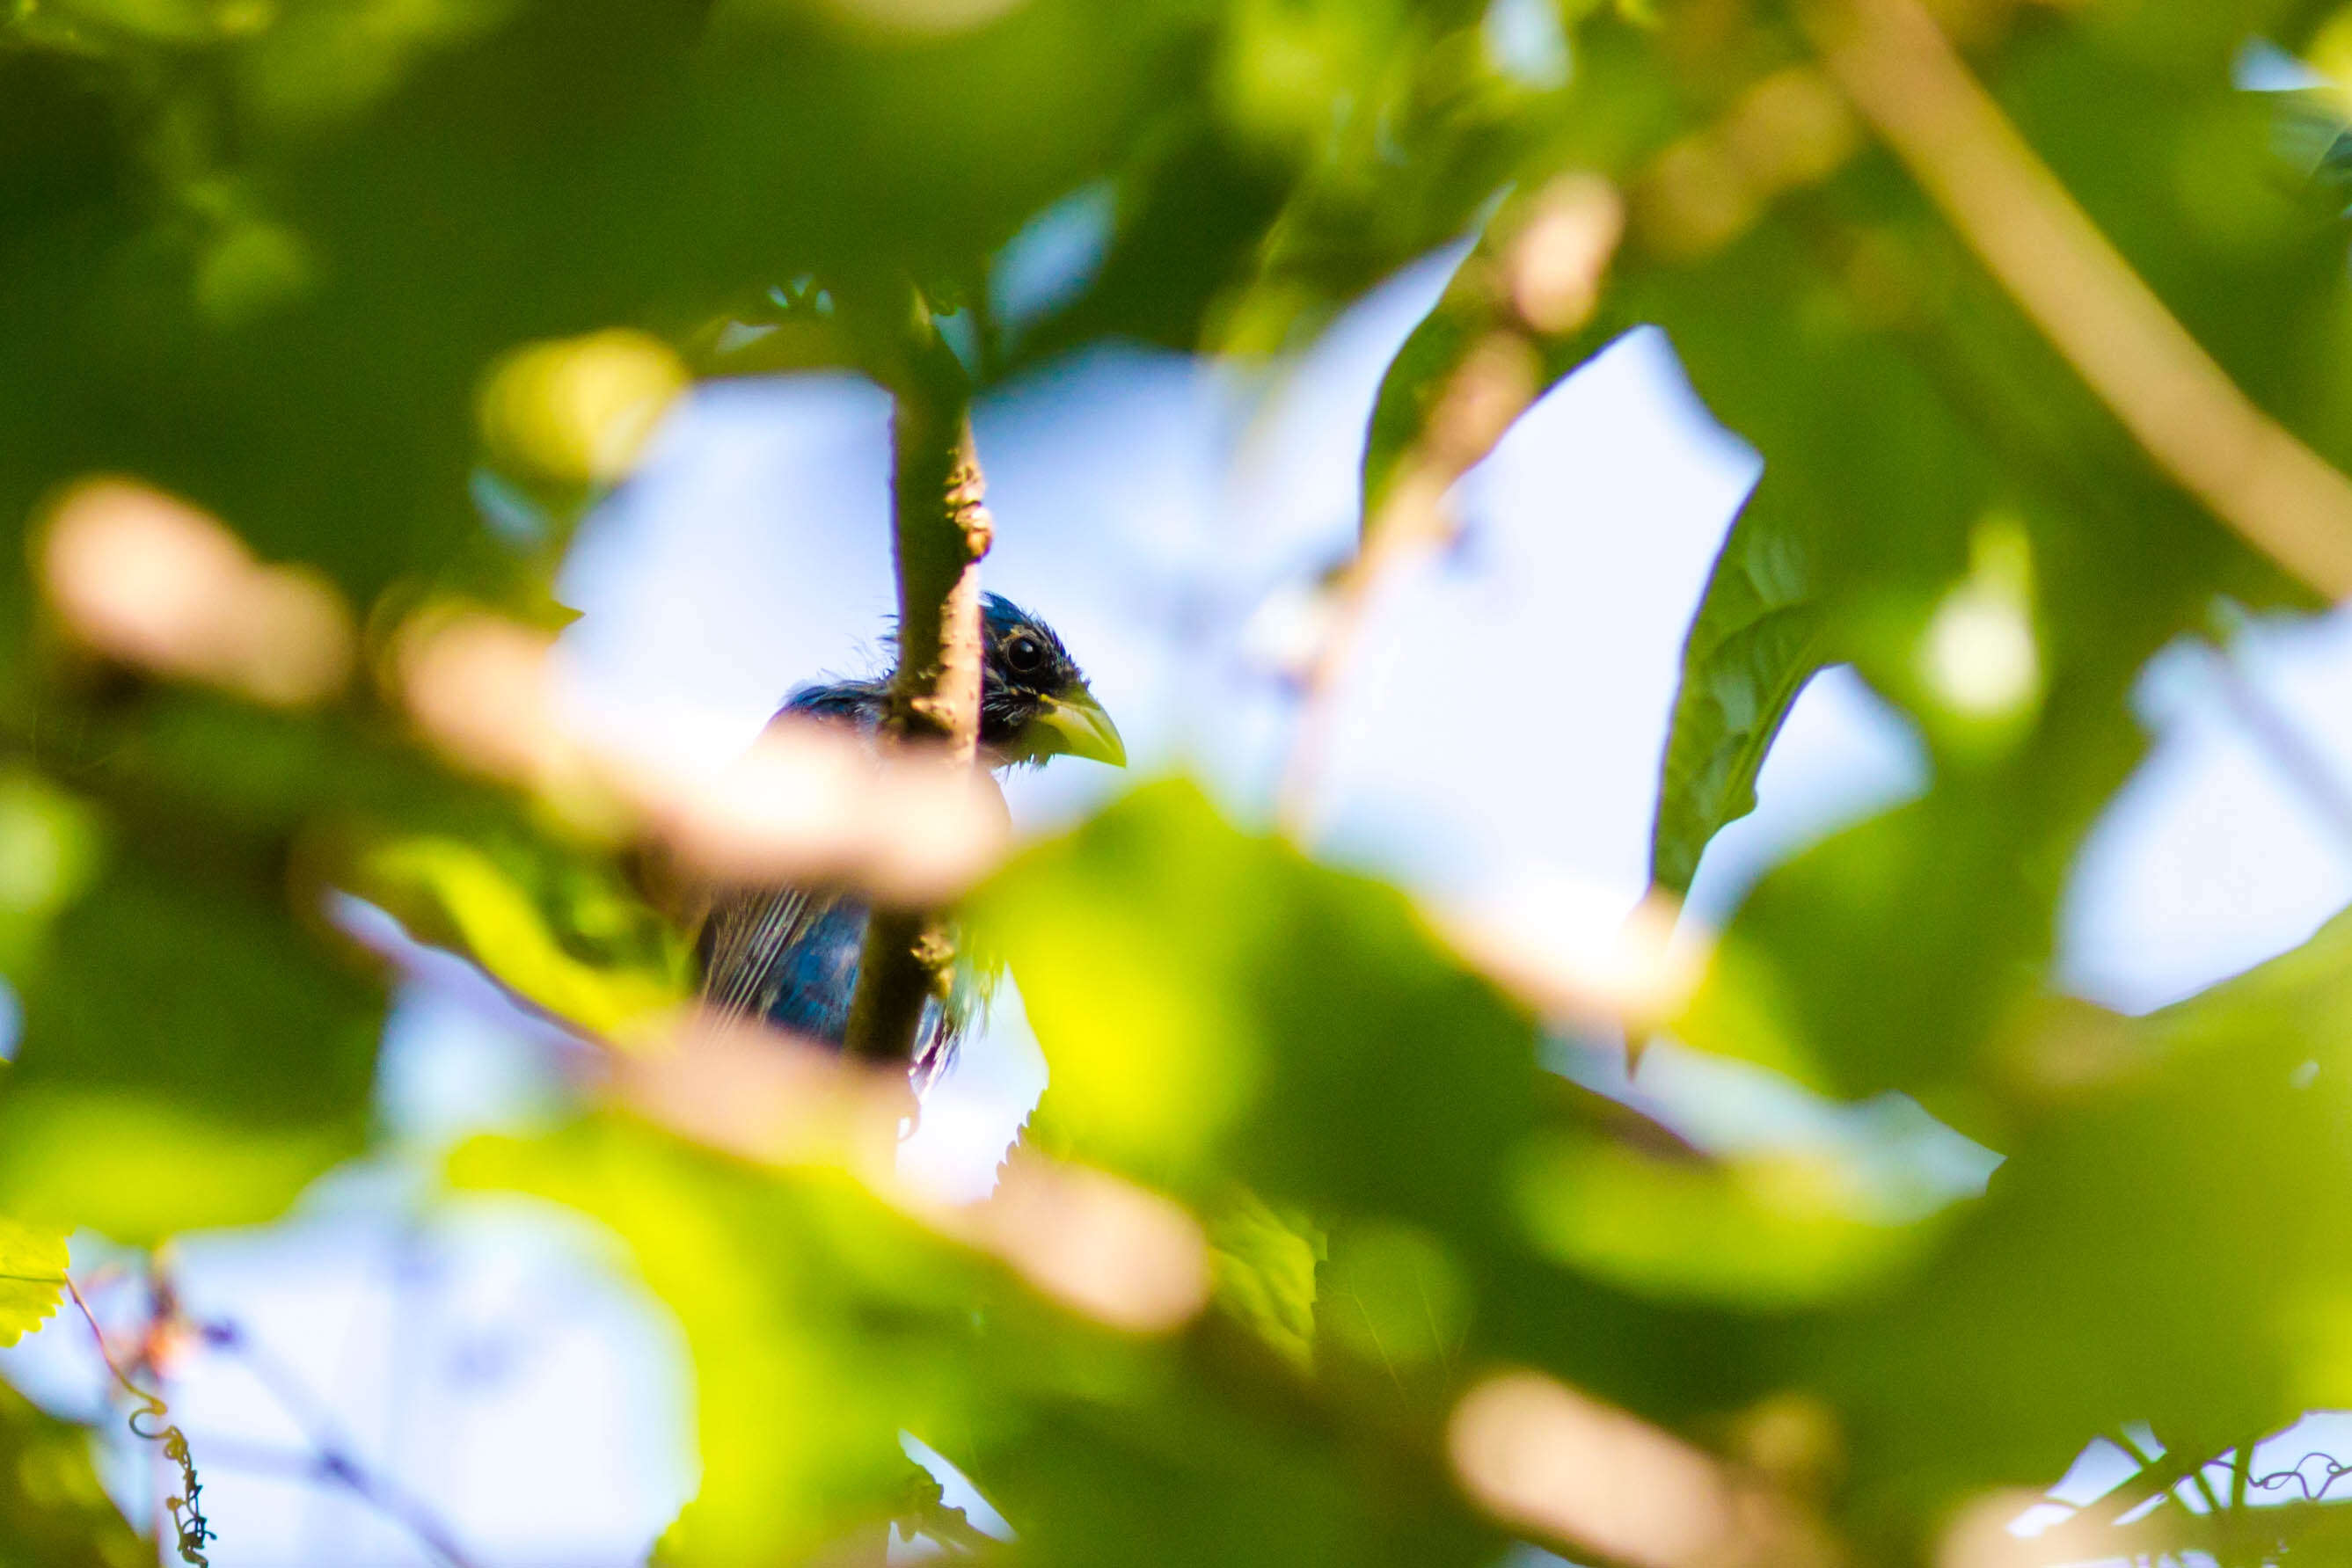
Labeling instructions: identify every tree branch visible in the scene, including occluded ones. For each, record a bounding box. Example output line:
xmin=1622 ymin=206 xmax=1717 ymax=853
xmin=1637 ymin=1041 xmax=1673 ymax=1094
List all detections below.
xmin=1805 ymin=0 xmax=2352 ymax=601
xmin=842 ymin=281 xmax=993 ymax=1067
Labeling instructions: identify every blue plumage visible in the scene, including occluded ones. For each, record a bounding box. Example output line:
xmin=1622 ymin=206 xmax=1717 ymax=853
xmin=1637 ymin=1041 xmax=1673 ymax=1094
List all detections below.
xmin=696 ymin=595 xmax=1122 ymax=1082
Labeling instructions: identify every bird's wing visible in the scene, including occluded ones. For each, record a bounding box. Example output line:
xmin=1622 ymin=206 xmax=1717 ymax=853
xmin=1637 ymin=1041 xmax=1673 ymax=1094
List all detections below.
xmin=698 ymin=886 xmax=842 ymax=1028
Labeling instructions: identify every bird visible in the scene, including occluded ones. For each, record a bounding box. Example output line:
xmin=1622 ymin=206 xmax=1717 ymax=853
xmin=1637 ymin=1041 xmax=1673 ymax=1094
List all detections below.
xmin=695 ymin=594 xmax=1125 ymax=1083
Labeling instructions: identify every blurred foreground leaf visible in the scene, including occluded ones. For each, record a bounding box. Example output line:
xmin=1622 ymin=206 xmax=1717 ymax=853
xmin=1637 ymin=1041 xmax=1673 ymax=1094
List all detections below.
xmin=1824 ymin=907 xmax=2352 ymax=1515
xmin=453 ymin=1118 xmax=1002 ymax=1563
xmin=0 ymin=857 xmax=381 ymax=1242
xmin=971 ymin=780 xmax=1539 ymax=1238
xmin=0 ymin=771 xmax=106 ymax=976
xmin=1205 ymin=1188 xmax=1323 ymax=1374
xmin=349 ymin=831 xmax=689 ymax=1041
xmin=453 ymin=1112 xmax=1502 ymax=1567
xmin=1513 ymin=1135 xmax=1928 ymax=1309
xmin=0 ymin=1382 xmax=147 ymax=1568
xmin=1676 ymin=791 xmax=2054 ymax=1102
xmin=1317 ymin=1216 xmax=1471 ymax=1398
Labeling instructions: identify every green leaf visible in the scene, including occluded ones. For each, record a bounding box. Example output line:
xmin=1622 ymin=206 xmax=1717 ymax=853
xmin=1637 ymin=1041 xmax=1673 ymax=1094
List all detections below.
xmin=1317 ymin=1217 xmax=1472 ymax=1403
xmin=0 ymin=1382 xmax=148 ymax=1568
xmin=450 ymin=1119 xmax=1003 ymax=1564
xmin=1512 ymin=1134 xmax=1931 ymax=1309
xmin=968 ymin=781 xmax=1542 ymax=1234
xmin=1676 ymin=789 xmax=2061 ymax=1101
xmin=0 ymin=1215 xmax=67 ymax=1347
xmin=347 ymin=832 xmax=689 ymax=1042
xmin=1647 ymin=481 xmax=1823 ymax=895
xmin=1822 ymin=933 xmax=2352 ymax=1513
xmin=0 ymin=857 xmax=383 ymax=1242
xmin=0 ymin=770 xmax=106 ymax=978
xmin=1205 ymin=1188 xmax=1324 ymax=1374
xmin=450 ymin=1115 xmax=1506 ymax=1568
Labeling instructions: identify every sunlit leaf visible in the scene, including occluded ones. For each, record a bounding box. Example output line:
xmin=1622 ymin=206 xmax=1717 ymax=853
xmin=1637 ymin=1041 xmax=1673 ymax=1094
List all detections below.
xmin=0 ymin=1215 xmax=67 ymax=1347
xmin=1513 ymin=1135 xmax=1929 ymax=1309
xmin=1318 ymin=1217 xmax=1471 ymax=1396
xmin=349 ymin=833 xmax=689 ymax=1042
xmin=450 ymin=1119 xmax=997 ymax=1564
xmin=0 ymin=769 xmax=106 ymax=978
xmin=969 ymin=781 xmax=1542 ymax=1234
xmin=1205 ymin=1187 xmax=1323 ymax=1373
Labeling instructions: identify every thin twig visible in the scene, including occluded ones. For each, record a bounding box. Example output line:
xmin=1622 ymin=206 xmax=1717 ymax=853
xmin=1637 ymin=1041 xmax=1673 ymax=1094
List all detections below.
xmin=2200 ymin=638 xmax=2352 ymax=853
xmin=2187 ymin=1458 xmax=2226 ymax=1518
xmin=62 ymin=1273 xmax=165 ymax=1425
xmin=1807 ymin=0 xmax=2352 ymax=601
xmin=2137 ymin=1425 xmax=2229 ymax=1521
xmin=2076 ymin=1428 xmax=2201 ymax=1530
xmin=195 ymin=1318 xmax=485 ymax=1568
xmin=1275 ymin=519 xmax=1453 ymax=843
xmin=1278 ymin=179 xmax=1624 ymax=840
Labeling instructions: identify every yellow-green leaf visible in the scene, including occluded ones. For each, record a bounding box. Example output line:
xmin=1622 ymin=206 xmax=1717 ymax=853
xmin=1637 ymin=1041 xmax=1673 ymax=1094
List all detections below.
xmin=1513 ymin=1136 xmax=1929 ymax=1309
xmin=1206 ymin=1188 xmax=1323 ymax=1373
xmin=350 ymin=834 xmax=688 ymax=1042
xmin=0 ymin=1215 xmax=68 ymax=1347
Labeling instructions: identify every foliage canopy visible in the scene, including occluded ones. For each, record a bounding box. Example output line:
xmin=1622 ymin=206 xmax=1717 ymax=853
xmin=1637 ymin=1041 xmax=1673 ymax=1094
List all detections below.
xmin=8 ymin=0 xmax=2352 ymax=1563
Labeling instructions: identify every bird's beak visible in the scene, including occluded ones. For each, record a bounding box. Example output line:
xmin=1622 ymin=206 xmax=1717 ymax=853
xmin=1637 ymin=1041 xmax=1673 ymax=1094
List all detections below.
xmin=1026 ymin=685 xmax=1127 ymax=767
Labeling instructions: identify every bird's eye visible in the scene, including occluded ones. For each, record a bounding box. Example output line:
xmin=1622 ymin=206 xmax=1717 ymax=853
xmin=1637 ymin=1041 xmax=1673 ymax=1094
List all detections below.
xmin=1004 ymin=634 xmax=1044 ymax=673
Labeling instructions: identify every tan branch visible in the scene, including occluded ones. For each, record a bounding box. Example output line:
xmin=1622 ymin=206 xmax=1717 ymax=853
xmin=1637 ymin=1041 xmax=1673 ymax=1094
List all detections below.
xmin=843 ymin=283 xmax=994 ymax=1065
xmin=1807 ymin=0 xmax=2352 ymax=600
xmin=1280 ymin=177 xmax=1625 ymax=842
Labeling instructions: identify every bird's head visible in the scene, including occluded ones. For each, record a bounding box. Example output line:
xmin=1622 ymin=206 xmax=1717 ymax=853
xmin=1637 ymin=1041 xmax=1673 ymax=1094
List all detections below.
xmin=978 ymin=594 xmax=1125 ymax=769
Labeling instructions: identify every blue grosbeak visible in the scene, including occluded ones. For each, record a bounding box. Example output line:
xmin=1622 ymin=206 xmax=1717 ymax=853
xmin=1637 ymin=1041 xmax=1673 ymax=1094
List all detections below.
xmin=697 ymin=594 xmax=1124 ymax=1082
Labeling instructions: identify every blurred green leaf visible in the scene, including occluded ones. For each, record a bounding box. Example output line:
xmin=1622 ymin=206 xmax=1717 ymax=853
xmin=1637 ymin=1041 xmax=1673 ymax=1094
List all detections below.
xmin=349 ymin=831 xmax=689 ymax=1041
xmin=1513 ymin=1134 xmax=1929 ymax=1309
xmin=0 ymin=1215 xmax=67 ymax=1346
xmin=1678 ymin=791 xmax=2054 ymax=1101
xmin=0 ymin=1382 xmax=147 ymax=1568
xmin=453 ymin=1113 xmax=1507 ymax=1567
xmin=0 ymin=854 xmax=382 ymax=1242
xmin=1317 ymin=1216 xmax=1471 ymax=1397
xmin=0 ymin=0 xmax=1208 ymax=628
xmin=452 ymin=1118 xmax=1000 ymax=1563
xmin=0 ymin=769 xmax=106 ymax=977
xmin=1777 ymin=908 xmax=2352 ymax=1525
xmin=971 ymin=781 xmax=1540 ymax=1236
xmin=1206 ymin=1187 xmax=1324 ymax=1374
xmin=1026 ymin=0 xmax=1533 ymax=365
